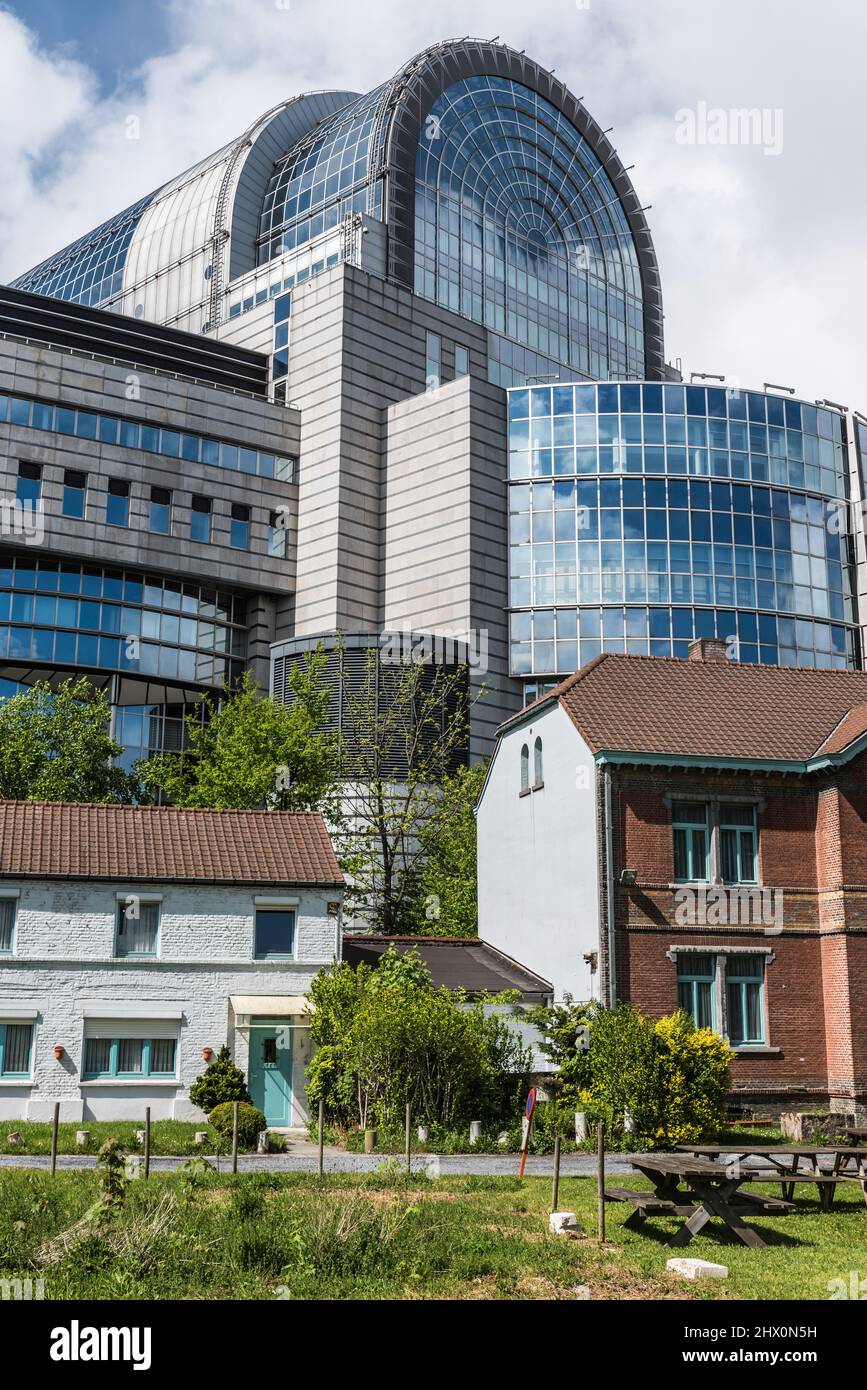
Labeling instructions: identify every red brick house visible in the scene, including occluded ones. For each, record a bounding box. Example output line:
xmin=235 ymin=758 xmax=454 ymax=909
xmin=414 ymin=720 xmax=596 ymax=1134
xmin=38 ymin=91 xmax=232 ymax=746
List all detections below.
xmin=477 ymin=639 xmax=867 ymax=1119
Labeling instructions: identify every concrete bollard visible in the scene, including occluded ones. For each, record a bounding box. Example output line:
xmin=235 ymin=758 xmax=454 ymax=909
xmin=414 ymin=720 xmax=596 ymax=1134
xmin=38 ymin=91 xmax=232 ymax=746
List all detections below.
xmin=416 ymin=1125 xmax=429 ymax=1143
xmin=549 ymin=1211 xmax=585 ymax=1236
xmin=194 ymin=1131 xmax=208 ymax=1146
xmin=363 ymin=1128 xmax=377 ymax=1153
xmin=256 ymin=1130 xmax=268 ymax=1154
xmin=574 ymin=1111 xmax=588 ymax=1143
xmin=469 ymin=1121 xmax=483 ymax=1145
xmin=75 ymin=1130 xmax=90 ymax=1148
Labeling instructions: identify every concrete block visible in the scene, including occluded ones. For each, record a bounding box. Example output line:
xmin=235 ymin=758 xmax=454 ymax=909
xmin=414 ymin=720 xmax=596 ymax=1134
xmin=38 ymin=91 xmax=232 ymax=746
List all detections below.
xmin=667 ymin=1258 xmax=729 ymax=1280
xmin=549 ymin=1211 xmax=585 ymax=1236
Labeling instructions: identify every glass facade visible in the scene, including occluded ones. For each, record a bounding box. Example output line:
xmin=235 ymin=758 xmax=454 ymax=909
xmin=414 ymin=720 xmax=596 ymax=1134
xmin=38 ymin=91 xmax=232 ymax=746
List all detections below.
xmin=414 ymin=77 xmax=645 ymax=383
xmin=11 ymin=192 xmax=155 ymax=309
xmin=0 ymin=553 xmax=247 ymax=691
xmin=0 ymin=390 xmax=296 ymax=481
xmin=509 ymin=382 xmax=858 ymax=678
xmin=258 ymin=88 xmax=386 ymax=264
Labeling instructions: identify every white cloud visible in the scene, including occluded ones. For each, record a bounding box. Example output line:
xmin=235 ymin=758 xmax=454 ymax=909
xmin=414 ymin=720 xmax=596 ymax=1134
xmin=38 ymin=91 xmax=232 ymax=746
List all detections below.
xmin=1 ymin=0 xmax=864 ymax=406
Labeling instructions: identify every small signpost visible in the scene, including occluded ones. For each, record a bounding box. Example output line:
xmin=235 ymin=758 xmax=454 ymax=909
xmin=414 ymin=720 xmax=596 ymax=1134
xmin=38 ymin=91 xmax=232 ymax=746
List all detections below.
xmin=519 ymin=1087 xmax=537 ymax=1180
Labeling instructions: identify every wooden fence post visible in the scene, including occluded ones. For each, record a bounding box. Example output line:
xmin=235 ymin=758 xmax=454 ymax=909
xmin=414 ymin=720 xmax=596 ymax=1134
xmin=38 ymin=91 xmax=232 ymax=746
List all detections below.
xmin=231 ymin=1100 xmax=239 ymax=1175
xmin=144 ymin=1106 xmax=151 ymax=1180
xmin=50 ymin=1102 xmax=60 ymax=1177
xmin=551 ymin=1134 xmax=561 ymax=1212
xmin=405 ymin=1103 xmax=411 ymax=1175
xmin=597 ymin=1119 xmax=606 ymax=1243
xmin=317 ymin=1097 xmax=324 ymax=1177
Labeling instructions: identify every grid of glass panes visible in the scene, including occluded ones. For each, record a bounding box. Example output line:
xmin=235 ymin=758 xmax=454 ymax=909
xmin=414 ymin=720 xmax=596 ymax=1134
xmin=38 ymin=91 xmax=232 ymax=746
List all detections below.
xmin=11 ymin=192 xmax=155 ymax=308
xmin=257 ymin=87 xmax=386 ymax=264
xmin=725 ymin=955 xmax=765 ymax=1045
xmin=415 ymin=77 xmax=645 ymax=381
xmin=0 ymin=390 xmax=296 ymax=482
xmin=677 ymin=954 xmax=715 ymax=1029
xmin=114 ymin=701 xmax=207 ymax=775
xmin=508 ymin=383 xmax=856 ymax=675
xmin=227 ymin=237 xmax=343 ymax=322
xmin=0 ymin=554 xmax=246 ymax=688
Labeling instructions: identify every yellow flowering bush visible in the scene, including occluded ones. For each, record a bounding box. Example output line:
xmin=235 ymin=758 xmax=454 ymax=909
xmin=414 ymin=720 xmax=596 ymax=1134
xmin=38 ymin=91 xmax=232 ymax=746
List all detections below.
xmin=589 ymin=1003 xmax=732 ymax=1148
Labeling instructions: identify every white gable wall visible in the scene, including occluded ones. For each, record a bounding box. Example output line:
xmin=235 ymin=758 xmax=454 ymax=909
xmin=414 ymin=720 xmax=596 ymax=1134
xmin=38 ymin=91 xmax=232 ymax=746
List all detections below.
xmin=477 ymin=702 xmax=600 ymax=1001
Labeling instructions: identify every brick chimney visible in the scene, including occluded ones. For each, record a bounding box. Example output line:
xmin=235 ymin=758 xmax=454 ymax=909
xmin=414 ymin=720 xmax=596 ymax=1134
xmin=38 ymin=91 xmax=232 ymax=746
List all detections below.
xmin=687 ymin=637 xmax=729 ymax=663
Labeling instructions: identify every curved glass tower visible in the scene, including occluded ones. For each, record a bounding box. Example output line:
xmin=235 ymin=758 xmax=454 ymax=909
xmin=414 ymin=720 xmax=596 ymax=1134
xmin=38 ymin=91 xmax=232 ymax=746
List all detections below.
xmin=415 ymin=76 xmax=645 ymax=382
xmin=508 ymin=382 xmax=858 ymax=688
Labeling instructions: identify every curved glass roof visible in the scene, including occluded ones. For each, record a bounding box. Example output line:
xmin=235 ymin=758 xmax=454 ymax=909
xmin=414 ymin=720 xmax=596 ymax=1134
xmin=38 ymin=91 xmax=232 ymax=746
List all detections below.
xmin=414 ymin=76 xmax=644 ymax=380
xmin=257 ymin=86 xmax=387 ymax=264
xmin=11 ymin=191 xmax=156 ymax=309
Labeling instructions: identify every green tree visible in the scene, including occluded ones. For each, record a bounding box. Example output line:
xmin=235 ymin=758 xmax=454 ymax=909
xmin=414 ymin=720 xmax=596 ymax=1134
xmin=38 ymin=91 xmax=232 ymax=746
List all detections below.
xmin=306 ymin=947 xmax=530 ymax=1131
xmin=138 ymin=657 xmax=339 ymax=812
xmin=338 ymin=647 xmax=472 ymax=934
xmin=526 ymin=995 xmax=596 ymax=1112
xmin=0 ymin=678 xmax=138 ymax=802
xmin=413 ymin=762 xmax=486 ymax=937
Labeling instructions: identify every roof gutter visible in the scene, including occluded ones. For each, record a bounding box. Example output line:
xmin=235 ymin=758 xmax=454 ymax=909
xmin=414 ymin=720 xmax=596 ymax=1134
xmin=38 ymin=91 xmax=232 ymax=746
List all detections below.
xmin=603 ymin=764 xmax=617 ymax=1009
xmin=593 ymin=746 xmax=867 ymax=774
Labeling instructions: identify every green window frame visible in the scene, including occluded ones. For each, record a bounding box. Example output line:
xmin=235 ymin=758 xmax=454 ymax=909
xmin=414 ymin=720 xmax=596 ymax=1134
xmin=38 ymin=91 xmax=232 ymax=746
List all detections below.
xmin=676 ymin=953 xmax=716 ymax=1029
xmin=0 ymin=898 xmax=16 ymax=954
xmin=673 ymin=802 xmax=709 ymax=881
xmin=83 ymin=1035 xmax=177 ymax=1080
xmin=726 ymin=954 xmax=766 ymax=1045
xmin=720 ymin=804 xmax=758 ymax=884
xmin=0 ymin=1022 xmax=33 ymax=1078
xmin=114 ymin=900 xmax=160 ymax=958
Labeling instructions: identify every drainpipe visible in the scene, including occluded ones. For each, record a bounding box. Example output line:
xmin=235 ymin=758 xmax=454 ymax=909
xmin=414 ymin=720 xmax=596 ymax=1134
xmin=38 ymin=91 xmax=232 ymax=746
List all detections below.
xmin=603 ymin=764 xmax=617 ymax=1007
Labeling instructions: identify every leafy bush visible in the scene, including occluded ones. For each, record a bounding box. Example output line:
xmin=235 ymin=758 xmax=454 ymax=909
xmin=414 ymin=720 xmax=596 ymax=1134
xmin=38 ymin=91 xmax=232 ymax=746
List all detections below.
xmin=189 ymin=1046 xmax=250 ymax=1114
xmin=209 ymin=1102 xmax=266 ymax=1149
xmin=589 ymin=1003 xmax=731 ymax=1147
xmin=307 ymin=947 xmax=531 ymax=1131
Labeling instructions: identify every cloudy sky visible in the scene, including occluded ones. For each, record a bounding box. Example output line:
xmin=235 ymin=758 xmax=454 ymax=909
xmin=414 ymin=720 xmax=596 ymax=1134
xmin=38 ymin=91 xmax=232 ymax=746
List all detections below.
xmin=1 ymin=0 xmax=864 ymax=407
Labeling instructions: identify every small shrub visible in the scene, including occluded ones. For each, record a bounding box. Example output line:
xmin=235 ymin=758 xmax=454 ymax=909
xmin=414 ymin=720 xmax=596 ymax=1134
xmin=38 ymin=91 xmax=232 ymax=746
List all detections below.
xmin=189 ymin=1045 xmax=250 ymax=1114
xmin=209 ymin=1102 xmax=266 ymax=1150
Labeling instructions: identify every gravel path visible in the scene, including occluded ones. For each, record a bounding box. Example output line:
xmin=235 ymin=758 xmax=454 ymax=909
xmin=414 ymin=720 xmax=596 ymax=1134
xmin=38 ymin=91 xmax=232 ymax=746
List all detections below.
xmin=0 ymin=1149 xmax=637 ymax=1176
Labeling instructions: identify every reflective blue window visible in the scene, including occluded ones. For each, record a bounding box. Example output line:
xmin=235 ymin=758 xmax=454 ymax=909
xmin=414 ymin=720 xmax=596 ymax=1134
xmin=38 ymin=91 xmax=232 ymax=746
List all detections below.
xmin=508 ymin=382 xmax=857 ymax=678
xmin=414 ymin=77 xmax=644 ymax=382
xmin=258 ymin=89 xmax=385 ymax=263
xmin=12 ymin=191 xmax=155 ymax=308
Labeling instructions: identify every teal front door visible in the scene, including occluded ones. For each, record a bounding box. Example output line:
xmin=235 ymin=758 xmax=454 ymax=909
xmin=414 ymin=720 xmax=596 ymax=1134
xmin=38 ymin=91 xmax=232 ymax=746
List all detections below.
xmin=248 ymin=1022 xmax=292 ymax=1126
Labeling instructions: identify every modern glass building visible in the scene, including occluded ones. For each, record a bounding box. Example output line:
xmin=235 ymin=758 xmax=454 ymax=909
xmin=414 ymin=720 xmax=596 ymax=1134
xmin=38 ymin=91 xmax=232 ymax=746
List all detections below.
xmin=3 ymin=37 xmax=865 ymax=762
xmin=509 ymin=382 xmax=859 ymax=691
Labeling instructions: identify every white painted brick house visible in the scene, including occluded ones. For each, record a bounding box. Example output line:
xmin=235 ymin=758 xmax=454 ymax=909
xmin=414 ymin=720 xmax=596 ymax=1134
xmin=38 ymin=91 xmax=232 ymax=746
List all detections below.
xmin=0 ymin=802 xmax=344 ymax=1126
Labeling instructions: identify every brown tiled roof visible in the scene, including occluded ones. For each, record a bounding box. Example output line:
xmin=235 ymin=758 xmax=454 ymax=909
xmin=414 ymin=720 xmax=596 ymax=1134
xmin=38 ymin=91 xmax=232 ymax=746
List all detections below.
xmin=0 ymin=802 xmax=344 ymax=886
xmin=341 ymin=935 xmax=553 ymax=999
xmin=506 ymin=654 xmax=867 ymax=764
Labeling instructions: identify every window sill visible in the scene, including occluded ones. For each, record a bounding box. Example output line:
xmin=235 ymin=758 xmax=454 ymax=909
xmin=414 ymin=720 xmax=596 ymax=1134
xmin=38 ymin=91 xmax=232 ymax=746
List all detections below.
xmin=730 ymin=1045 xmax=780 ymax=1055
xmin=518 ymin=788 xmax=531 ymax=798
xmin=531 ymin=782 xmax=544 ymax=792
xmin=0 ymin=1078 xmax=33 ymax=1087
xmin=80 ymin=1079 xmax=179 ymax=1087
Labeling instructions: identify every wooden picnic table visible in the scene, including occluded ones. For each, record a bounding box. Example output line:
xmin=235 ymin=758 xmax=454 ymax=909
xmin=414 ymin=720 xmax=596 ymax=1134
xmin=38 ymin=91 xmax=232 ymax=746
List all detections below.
xmin=842 ymin=1128 xmax=867 ymax=1145
xmin=675 ymin=1144 xmax=867 ymax=1211
xmin=606 ymin=1153 xmax=795 ymax=1248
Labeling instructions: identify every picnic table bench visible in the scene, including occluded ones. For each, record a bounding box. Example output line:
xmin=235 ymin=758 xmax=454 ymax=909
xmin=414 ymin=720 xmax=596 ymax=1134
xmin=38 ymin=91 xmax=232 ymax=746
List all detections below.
xmin=606 ymin=1153 xmax=795 ymax=1248
xmin=675 ymin=1145 xmax=867 ymax=1212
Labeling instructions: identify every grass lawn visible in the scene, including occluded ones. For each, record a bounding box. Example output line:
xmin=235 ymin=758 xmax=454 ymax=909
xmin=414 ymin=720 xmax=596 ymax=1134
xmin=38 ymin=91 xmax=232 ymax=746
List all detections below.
xmin=0 ymin=1121 xmax=208 ymax=1156
xmin=0 ymin=1166 xmax=861 ymax=1300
